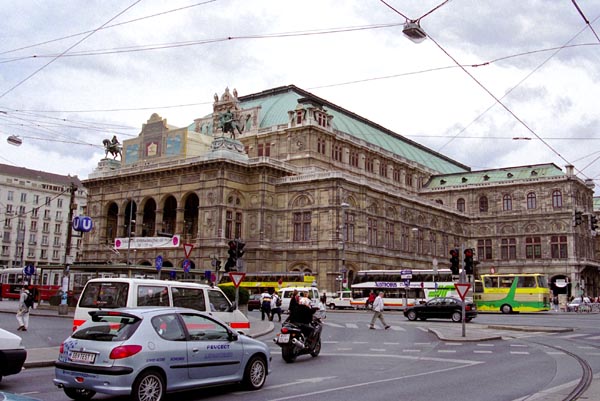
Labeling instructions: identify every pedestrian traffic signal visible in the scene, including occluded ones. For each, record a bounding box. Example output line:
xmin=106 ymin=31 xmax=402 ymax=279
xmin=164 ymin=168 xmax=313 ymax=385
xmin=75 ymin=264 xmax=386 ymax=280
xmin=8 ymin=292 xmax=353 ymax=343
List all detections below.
xmin=215 ymin=260 xmax=222 ymax=271
xmin=464 ymin=248 xmax=474 ymax=275
xmin=575 ymin=211 xmax=583 ymax=226
xmin=591 ymin=215 xmax=598 ymax=231
xmin=449 ymin=249 xmax=459 ymax=275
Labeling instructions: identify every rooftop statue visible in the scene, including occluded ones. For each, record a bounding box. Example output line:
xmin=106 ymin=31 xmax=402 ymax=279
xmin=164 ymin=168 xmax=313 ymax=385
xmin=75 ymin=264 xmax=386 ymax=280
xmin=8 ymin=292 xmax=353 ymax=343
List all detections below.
xmin=103 ymin=135 xmax=122 ymax=160
xmin=218 ymin=109 xmax=244 ymax=139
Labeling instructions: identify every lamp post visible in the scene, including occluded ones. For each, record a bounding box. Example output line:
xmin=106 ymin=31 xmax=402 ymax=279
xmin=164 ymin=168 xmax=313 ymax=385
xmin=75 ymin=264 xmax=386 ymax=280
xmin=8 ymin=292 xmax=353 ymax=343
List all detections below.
xmin=340 ymin=202 xmax=350 ymax=292
xmin=126 ymin=198 xmax=135 ymax=266
xmin=411 ymin=227 xmax=419 ymax=269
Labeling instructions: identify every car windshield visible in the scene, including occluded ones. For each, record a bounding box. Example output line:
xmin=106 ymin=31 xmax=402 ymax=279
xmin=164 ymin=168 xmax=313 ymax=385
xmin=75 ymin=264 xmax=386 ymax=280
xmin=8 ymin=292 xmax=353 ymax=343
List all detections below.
xmin=73 ymin=314 xmax=141 ymax=341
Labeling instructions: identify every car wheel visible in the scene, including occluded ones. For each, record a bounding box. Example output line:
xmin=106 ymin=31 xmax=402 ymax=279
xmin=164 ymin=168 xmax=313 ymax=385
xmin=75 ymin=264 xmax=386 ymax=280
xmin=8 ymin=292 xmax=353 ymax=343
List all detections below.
xmin=310 ymin=338 xmax=321 ymax=357
xmin=451 ymin=311 xmax=462 ymax=322
xmin=406 ymin=310 xmax=417 ymax=321
xmin=132 ymin=370 xmax=165 ymax=401
xmin=328 ymin=303 xmax=336 ymax=310
xmin=243 ymin=356 xmax=267 ymax=390
xmin=501 ymin=304 xmax=513 ymax=314
xmin=63 ymin=388 xmax=96 ymax=401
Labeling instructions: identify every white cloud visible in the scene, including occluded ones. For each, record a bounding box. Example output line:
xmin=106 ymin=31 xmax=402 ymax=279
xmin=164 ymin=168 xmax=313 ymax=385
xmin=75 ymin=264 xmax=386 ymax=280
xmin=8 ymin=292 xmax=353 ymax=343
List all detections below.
xmin=1 ymin=0 xmax=599 ymax=193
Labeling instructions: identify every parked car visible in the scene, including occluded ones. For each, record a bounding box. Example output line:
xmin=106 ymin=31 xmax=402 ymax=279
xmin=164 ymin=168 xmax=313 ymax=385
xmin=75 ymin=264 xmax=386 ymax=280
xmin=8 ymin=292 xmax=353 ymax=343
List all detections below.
xmin=404 ymin=296 xmax=477 ymax=322
xmin=327 ymin=291 xmax=354 ymax=310
xmin=567 ymin=297 xmax=591 ymax=312
xmin=0 ymin=328 xmax=27 ymax=382
xmin=247 ymin=294 xmax=262 ymax=311
xmin=54 ymin=307 xmax=271 ymax=401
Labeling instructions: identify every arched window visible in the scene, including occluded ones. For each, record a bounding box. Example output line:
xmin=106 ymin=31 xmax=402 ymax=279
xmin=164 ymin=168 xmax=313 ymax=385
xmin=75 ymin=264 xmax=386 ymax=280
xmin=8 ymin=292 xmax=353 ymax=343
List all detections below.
xmin=435 ymin=199 xmax=443 ymax=205
xmin=457 ymin=198 xmax=465 ymax=212
xmin=552 ymin=190 xmax=563 ymax=208
xmin=527 ymin=192 xmax=536 ymax=209
xmin=503 ymin=194 xmax=512 ymax=211
xmin=479 ymin=196 xmax=488 ymax=212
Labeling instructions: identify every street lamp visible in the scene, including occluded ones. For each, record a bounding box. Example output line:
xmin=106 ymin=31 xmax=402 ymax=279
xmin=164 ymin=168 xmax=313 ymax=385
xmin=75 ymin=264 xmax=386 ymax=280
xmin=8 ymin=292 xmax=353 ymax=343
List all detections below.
xmin=340 ymin=202 xmax=350 ymax=292
xmin=403 ymin=20 xmax=427 ymax=43
xmin=411 ymin=227 xmax=419 ymax=269
xmin=126 ymin=198 xmax=136 ymax=266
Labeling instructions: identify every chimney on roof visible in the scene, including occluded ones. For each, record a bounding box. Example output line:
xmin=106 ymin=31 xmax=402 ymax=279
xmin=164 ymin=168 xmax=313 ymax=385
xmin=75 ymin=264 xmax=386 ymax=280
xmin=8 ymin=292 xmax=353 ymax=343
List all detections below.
xmin=565 ymin=165 xmax=574 ymax=177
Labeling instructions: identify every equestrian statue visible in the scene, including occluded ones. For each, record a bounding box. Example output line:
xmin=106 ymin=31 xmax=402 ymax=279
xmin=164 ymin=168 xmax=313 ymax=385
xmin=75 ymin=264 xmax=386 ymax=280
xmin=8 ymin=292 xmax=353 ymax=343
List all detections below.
xmin=103 ymin=135 xmax=122 ymax=159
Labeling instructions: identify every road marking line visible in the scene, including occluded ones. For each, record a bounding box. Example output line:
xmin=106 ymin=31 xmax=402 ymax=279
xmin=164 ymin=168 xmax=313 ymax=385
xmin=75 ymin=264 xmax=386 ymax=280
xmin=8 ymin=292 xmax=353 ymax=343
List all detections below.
xmin=510 ymin=351 xmax=530 ymax=355
xmin=473 ymin=350 xmax=493 ymax=354
xmin=323 ymin=341 xmax=339 ymax=344
xmin=476 ymin=343 xmax=495 ymax=347
xmin=414 ymin=342 xmax=432 ymax=345
xmin=444 ymin=343 xmax=463 ymax=346
xmin=264 ymin=356 xmax=483 ymax=401
xmin=402 ymin=349 xmax=421 ymax=353
xmin=383 ymin=342 xmax=400 ymax=345
xmin=352 ymin=341 xmax=368 ymax=344
xmin=390 ymin=326 xmax=406 ymax=331
xmin=558 ymin=333 xmax=588 ymax=338
xmin=346 ymin=323 xmax=359 ymax=328
xmin=323 ymin=322 xmax=345 ymax=328
xmin=438 ymin=350 xmax=457 ymax=353
xmin=510 ymin=344 xmax=528 ymax=347
xmin=586 ymin=335 xmax=600 ymax=340
xmin=369 ymin=348 xmax=387 ymax=352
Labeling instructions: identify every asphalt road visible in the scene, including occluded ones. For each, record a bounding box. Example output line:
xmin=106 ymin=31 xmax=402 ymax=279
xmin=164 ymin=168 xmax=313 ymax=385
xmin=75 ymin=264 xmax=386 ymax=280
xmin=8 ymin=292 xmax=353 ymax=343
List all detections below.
xmin=3 ymin=310 xmax=600 ymax=401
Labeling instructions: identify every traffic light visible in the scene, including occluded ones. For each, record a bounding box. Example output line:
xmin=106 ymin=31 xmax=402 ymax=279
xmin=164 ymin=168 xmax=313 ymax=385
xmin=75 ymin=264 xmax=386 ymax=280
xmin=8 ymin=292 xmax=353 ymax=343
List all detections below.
xmin=215 ymin=260 xmax=222 ymax=271
xmin=449 ymin=249 xmax=459 ymax=275
xmin=224 ymin=240 xmax=237 ymax=272
xmin=236 ymin=240 xmax=245 ymax=259
xmin=575 ymin=211 xmax=583 ymax=226
xmin=591 ymin=215 xmax=598 ymax=231
xmin=464 ymin=248 xmax=474 ymax=275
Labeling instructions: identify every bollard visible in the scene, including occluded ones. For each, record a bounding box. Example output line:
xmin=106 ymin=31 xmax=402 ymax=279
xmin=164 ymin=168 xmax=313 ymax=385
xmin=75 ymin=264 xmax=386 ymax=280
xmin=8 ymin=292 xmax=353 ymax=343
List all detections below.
xmin=58 ymin=303 xmax=69 ymax=315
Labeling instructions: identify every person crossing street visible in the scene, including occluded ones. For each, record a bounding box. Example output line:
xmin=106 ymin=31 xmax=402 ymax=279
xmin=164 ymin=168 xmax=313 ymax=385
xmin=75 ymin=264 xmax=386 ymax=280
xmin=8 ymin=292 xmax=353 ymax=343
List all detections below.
xmin=369 ymin=291 xmax=390 ymax=330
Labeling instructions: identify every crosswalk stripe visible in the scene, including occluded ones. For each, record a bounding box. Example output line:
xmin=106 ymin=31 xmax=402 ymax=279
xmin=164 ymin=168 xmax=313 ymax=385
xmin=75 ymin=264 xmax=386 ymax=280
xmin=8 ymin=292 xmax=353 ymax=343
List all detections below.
xmin=558 ymin=333 xmax=588 ymax=339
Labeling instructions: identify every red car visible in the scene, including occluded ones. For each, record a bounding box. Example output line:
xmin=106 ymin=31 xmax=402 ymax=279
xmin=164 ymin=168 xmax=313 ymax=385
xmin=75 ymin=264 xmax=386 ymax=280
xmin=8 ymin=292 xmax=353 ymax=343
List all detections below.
xmin=248 ymin=294 xmax=262 ymax=311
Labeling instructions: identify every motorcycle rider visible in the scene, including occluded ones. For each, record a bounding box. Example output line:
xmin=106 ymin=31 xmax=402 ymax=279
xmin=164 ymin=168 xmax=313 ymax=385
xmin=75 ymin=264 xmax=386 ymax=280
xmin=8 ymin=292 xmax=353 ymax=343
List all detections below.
xmin=289 ymin=292 xmax=317 ymax=345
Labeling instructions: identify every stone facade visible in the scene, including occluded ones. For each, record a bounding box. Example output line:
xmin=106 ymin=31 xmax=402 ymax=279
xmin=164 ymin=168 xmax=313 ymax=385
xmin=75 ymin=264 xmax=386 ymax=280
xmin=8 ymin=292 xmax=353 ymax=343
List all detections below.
xmin=80 ymin=85 xmax=600 ymax=297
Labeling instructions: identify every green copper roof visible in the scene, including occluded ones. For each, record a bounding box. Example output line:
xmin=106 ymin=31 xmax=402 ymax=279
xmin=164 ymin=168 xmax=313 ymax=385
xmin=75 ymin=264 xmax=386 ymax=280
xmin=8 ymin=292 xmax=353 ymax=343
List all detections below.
xmin=239 ymin=85 xmax=469 ymax=174
xmin=424 ymin=163 xmax=565 ymax=189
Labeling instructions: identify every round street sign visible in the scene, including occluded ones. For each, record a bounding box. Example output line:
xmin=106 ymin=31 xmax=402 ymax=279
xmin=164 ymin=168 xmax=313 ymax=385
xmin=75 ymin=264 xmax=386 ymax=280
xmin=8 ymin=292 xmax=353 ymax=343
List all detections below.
xmin=23 ymin=264 xmax=35 ymax=276
xmin=155 ymin=255 xmax=163 ymax=271
xmin=182 ymin=259 xmax=191 ymax=273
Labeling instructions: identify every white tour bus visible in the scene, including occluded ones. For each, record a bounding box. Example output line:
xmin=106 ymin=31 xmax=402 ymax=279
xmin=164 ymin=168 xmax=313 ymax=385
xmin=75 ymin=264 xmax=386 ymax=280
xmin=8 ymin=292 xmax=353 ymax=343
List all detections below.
xmin=73 ymin=278 xmax=250 ymax=333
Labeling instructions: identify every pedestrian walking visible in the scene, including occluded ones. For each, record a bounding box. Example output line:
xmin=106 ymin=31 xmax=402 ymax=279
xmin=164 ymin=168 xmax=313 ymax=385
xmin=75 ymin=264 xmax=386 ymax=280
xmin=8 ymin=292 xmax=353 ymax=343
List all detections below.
xmin=270 ymin=292 xmax=282 ymax=322
xmin=366 ymin=290 xmax=376 ymax=309
xmin=16 ymin=286 xmax=33 ymax=331
xmin=260 ymin=289 xmax=273 ymax=321
xmin=369 ymin=291 xmax=390 ymax=330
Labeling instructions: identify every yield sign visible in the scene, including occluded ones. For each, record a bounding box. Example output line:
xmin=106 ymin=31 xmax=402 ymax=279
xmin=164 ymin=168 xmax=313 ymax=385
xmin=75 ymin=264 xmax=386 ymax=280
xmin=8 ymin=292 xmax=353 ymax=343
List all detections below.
xmin=228 ymin=272 xmax=246 ymax=288
xmin=454 ymin=283 xmax=471 ymax=301
xmin=183 ymin=243 xmax=194 ymax=259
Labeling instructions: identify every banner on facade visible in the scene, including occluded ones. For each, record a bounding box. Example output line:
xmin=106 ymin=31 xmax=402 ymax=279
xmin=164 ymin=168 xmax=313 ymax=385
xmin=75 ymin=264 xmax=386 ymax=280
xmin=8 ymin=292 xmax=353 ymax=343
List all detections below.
xmin=114 ymin=235 xmax=180 ymax=250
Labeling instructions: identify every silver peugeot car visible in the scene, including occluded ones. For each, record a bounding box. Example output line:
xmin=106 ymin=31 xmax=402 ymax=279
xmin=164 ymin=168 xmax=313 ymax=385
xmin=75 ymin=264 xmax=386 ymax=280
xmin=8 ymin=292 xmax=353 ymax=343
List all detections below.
xmin=54 ymin=307 xmax=271 ymax=401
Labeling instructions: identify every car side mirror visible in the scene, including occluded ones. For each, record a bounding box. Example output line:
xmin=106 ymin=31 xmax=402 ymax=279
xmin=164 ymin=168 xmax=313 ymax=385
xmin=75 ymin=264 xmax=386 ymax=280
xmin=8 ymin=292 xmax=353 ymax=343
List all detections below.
xmin=228 ymin=302 xmax=237 ymax=312
xmin=228 ymin=331 xmax=239 ymax=341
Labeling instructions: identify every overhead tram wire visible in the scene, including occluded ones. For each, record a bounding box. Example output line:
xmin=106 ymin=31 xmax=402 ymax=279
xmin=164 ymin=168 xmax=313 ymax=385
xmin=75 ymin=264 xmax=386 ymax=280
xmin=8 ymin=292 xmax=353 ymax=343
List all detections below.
xmin=434 ymin=16 xmax=597 ymax=155
xmin=380 ymin=1 xmax=597 ymax=179
xmin=0 ymin=0 xmax=219 ymax=57
xmin=572 ymin=0 xmax=600 ymax=43
xmin=0 ymin=0 xmax=143 ymax=101
xmin=0 ymin=23 xmax=405 ymax=64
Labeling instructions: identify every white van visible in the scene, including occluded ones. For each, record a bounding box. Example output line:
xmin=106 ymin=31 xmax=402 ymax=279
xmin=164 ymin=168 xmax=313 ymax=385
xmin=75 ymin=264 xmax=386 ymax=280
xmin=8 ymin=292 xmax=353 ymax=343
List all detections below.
xmin=278 ymin=286 xmax=320 ymax=312
xmin=73 ymin=278 xmax=250 ymax=333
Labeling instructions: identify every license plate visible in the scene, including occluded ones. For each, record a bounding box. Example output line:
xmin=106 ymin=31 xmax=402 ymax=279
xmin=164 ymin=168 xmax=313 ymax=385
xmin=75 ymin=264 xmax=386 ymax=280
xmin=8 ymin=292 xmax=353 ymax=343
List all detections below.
xmin=278 ymin=334 xmax=290 ymax=343
xmin=70 ymin=351 xmax=96 ymax=364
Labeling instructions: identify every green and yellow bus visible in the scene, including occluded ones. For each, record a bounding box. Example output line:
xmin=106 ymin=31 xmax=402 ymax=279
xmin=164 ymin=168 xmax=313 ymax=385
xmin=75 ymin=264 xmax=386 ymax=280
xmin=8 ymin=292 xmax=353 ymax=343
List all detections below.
xmin=473 ymin=273 xmax=551 ymax=314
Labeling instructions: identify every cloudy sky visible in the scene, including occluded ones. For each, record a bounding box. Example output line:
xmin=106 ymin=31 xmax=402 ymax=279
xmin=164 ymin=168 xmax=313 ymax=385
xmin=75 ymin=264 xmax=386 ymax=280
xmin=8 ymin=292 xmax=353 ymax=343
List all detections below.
xmin=1 ymin=0 xmax=600 ymax=194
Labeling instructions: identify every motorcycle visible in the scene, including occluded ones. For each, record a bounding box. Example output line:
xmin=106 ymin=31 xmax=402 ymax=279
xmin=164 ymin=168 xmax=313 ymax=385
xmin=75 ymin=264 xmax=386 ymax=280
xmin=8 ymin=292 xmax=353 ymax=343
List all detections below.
xmin=273 ymin=310 xmax=324 ymax=363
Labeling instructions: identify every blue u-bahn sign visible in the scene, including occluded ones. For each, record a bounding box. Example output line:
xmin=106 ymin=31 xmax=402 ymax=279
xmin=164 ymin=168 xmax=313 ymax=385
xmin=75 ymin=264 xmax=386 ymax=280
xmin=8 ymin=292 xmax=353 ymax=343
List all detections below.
xmin=73 ymin=216 xmax=93 ymax=232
